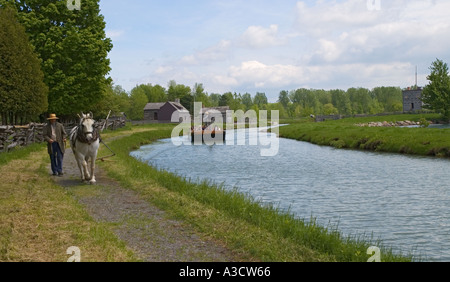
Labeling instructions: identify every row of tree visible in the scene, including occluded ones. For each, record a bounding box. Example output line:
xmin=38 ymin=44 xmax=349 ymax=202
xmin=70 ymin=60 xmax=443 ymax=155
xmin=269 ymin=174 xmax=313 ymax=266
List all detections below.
xmin=105 ymin=81 xmax=405 ymax=120
xmin=279 ymin=86 xmax=404 ymax=118
xmin=111 ymin=81 xmax=275 ymax=120
xmin=100 ymin=59 xmax=450 ymax=121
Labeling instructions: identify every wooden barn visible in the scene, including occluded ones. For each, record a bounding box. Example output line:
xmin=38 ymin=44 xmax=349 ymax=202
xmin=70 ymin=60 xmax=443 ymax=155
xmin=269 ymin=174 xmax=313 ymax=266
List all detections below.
xmin=144 ymin=100 xmax=190 ymax=123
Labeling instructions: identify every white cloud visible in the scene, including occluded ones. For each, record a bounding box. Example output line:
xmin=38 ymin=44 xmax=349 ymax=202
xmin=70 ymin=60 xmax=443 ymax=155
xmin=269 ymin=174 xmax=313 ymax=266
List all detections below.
xmin=315 ymin=39 xmax=341 ymax=63
xmin=223 ymin=61 xmax=307 ymax=89
xmin=155 ymin=66 xmax=173 ymax=75
xmin=211 ymin=60 xmax=417 ymax=92
xmin=297 ymin=0 xmax=450 ymax=65
xmin=213 ymin=75 xmax=239 ymax=87
xmin=238 ymin=24 xmax=287 ymax=49
xmin=295 ymin=0 xmax=380 ymax=37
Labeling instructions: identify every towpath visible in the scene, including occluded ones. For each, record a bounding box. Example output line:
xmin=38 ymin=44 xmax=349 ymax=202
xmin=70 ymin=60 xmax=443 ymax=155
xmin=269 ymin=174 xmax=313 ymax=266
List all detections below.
xmin=51 ymin=147 xmax=240 ymax=262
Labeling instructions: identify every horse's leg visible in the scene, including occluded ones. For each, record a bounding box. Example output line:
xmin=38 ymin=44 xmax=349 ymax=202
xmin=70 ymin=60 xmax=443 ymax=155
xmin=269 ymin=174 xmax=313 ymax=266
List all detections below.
xmin=74 ymin=151 xmax=86 ymax=182
xmin=82 ymin=157 xmax=91 ymax=181
xmin=88 ymin=142 xmax=99 ymax=185
xmin=89 ymin=157 xmax=96 ymax=185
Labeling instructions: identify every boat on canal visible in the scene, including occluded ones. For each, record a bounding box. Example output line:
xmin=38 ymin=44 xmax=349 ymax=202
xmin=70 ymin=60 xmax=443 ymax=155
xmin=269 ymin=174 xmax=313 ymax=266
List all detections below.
xmin=191 ymin=125 xmax=226 ymax=143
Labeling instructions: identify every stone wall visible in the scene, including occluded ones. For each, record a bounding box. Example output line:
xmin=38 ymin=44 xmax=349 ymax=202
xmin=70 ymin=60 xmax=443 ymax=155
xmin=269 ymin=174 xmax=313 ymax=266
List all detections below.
xmin=0 ymin=123 xmax=45 ymax=152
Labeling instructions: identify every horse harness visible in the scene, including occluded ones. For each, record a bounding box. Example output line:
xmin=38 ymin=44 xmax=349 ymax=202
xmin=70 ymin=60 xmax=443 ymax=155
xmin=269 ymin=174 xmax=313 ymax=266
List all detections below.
xmin=70 ymin=116 xmax=116 ymax=161
xmin=76 ymin=127 xmax=100 ymax=145
xmin=72 ymin=119 xmax=100 ymax=147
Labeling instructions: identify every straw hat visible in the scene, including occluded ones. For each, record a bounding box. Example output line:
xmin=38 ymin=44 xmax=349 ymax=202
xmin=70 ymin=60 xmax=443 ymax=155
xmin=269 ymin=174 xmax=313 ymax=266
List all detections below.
xmin=47 ymin=114 xmax=59 ymax=120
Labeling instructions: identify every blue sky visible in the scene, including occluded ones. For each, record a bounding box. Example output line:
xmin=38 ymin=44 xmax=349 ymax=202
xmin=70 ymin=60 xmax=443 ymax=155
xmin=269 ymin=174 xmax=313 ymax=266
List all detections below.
xmin=99 ymin=0 xmax=450 ymax=102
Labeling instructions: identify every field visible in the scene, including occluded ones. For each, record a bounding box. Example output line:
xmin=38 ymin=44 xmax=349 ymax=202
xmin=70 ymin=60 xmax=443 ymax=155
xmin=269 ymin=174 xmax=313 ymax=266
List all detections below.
xmin=279 ymin=114 xmax=450 ymax=158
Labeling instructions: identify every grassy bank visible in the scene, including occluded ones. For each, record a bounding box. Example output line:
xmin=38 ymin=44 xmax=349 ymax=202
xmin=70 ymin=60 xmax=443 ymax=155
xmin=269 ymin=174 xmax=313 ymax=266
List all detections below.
xmin=98 ymin=123 xmax=412 ymax=262
xmin=279 ymin=114 xmax=450 ymax=158
xmin=0 ymin=143 xmax=137 ymax=261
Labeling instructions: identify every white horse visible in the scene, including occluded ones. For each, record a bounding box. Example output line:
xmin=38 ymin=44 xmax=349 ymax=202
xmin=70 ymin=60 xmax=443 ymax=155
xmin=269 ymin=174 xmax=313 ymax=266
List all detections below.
xmin=70 ymin=112 xmax=100 ymax=184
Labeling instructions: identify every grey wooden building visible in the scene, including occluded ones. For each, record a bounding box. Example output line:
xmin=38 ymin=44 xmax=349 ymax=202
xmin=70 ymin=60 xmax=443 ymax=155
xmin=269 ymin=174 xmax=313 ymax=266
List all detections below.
xmin=144 ymin=101 xmax=190 ymax=123
xmin=403 ymin=88 xmax=423 ymax=112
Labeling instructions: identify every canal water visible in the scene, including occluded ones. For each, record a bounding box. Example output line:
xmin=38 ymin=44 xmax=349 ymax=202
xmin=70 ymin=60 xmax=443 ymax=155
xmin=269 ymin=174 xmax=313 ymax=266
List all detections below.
xmin=130 ymin=126 xmax=450 ymax=261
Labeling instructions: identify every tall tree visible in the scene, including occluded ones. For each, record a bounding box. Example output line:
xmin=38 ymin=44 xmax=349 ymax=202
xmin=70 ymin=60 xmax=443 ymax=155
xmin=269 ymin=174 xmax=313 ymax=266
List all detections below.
xmin=111 ymin=84 xmax=131 ymax=116
xmin=330 ymin=89 xmax=352 ymax=115
xmin=314 ymin=89 xmax=331 ymax=106
xmin=278 ymin=90 xmax=290 ymax=109
xmin=290 ymin=88 xmax=310 ymax=108
xmin=208 ymin=93 xmax=221 ymax=107
xmin=422 ymin=59 xmax=450 ymax=119
xmin=219 ymin=92 xmax=234 ymax=107
xmin=132 ymin=83 xmax=167 ymax=103
xmin=150 ymin=84 xmax=168 ymax=102
xmin=1 ymin=0 xmax=113 ymax=117
xmin=253 ymin=92 xmax=268 ymax=108
xmin=0 ymin=6 xmax=48 ymax=125
xmin=192 ymin=83 xmax=210 ymax=106
xmin=347 ymin=87 xmax=372 ymax=114
xmin=323 ymin=103 xmax=338 ymax=115
xmin=129 ymin=86 xmax=148 ymax=120
xmin=241 ymin=93 xmax=253 ymax=110
xmin=167 ymin=80 xmax=192 ymax=112
xmin=94 ymin=83 xmax=130 ymax=118
xmin=371 ymin=86 xmax=402 ymax=113
xmin=167 ymin=80 xmax=191 ymax=100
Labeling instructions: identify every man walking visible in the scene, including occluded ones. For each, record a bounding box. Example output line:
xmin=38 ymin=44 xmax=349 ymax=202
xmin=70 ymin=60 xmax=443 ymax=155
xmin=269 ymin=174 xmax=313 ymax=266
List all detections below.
xmin=43 ymin=114 xmax=67 ymax=176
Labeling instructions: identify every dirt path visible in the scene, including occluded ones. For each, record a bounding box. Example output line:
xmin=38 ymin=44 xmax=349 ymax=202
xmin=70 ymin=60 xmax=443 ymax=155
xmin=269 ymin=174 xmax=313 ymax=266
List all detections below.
xmin=51 ymin=148 xmax=239 ymax=262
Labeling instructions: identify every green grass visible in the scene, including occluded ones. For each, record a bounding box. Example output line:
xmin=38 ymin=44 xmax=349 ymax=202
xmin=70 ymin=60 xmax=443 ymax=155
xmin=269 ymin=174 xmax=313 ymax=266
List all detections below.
xmin=0 ymin=142 xmax=46 ymax=166
xmin=97 ymin=123 xmax=413 ymax=262
xmin=279 ymin=114 xmax=450 ymax=158
xmin=0 ymin=148 xmax=138 ymax=262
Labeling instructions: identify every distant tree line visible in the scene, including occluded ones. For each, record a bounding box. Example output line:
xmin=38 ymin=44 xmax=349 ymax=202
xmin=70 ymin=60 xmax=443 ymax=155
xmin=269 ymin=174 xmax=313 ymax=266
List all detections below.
xmin=107 ymin=58 xmax=450 ymax=121
xmin=283 ymin=86 xmax=405 ymax=118
xmin=104 ymin=80 xmax=406 ymax=121
xmin=108 ymin=57 xmax=450 ymax=121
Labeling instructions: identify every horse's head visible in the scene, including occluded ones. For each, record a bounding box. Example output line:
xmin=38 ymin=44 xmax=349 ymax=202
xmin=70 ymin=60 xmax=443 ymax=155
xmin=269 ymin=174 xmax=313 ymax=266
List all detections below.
xmin=79 ymin=112 xmax=97 ymax=142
